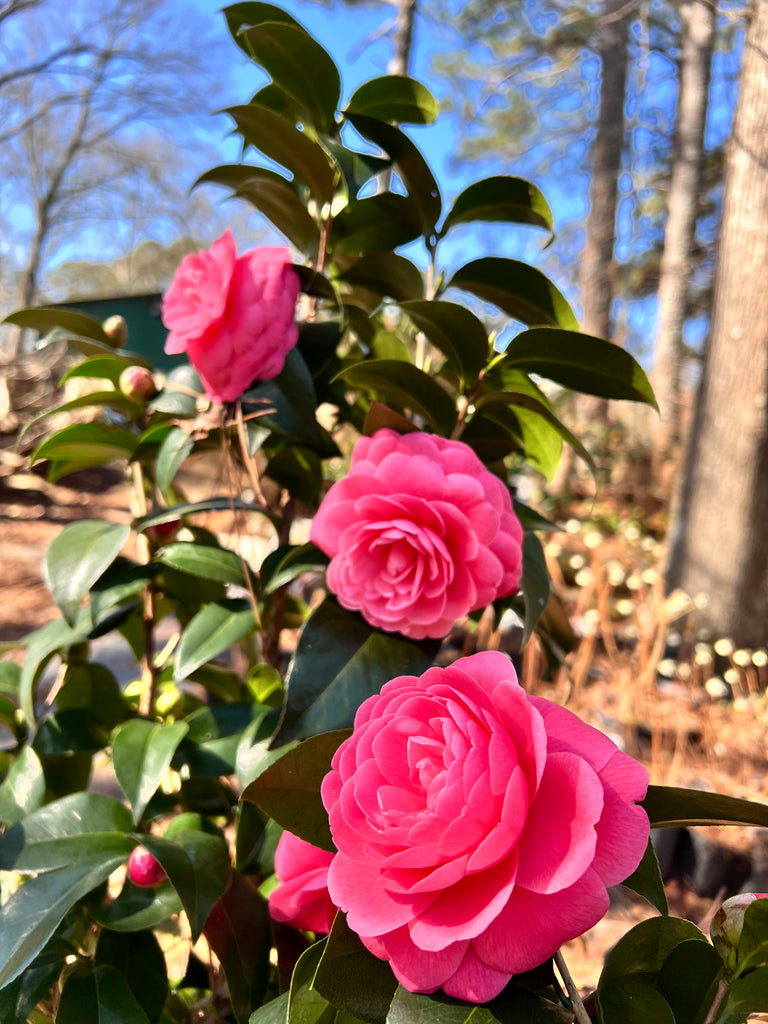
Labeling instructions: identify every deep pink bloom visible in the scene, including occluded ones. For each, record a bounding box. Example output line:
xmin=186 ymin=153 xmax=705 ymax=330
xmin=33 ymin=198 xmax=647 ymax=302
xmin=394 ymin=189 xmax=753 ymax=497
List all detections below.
xmin=268 ymin=831 xmax=337 ymax=935
xmin=321 ymin=651 xmax=649 ymax=1003
xmin=162 ymin=229 xmax=300 ymax=403
xmin=128 ymin=846 xmax=167 ymax=888
xmin=309 ymin=429 xmax=524 ymax=639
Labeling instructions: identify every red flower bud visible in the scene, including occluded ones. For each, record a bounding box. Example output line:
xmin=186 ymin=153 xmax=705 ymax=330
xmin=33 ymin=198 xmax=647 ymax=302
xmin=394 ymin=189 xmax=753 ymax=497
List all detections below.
xmin=128 ymin=846 xmax=167 ymax=888
xmin=119 ymin=366 xmax=157 ymax=403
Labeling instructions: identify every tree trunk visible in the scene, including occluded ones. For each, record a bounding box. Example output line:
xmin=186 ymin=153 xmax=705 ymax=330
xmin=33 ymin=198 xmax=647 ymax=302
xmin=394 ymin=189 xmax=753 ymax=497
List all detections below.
xmin=652 ymin=0 xmax=715 ymax=459
xmin=387 ymin=0 xmax=417 ymax=77
xmin=666 ymin=0 xmax=768 ymax=648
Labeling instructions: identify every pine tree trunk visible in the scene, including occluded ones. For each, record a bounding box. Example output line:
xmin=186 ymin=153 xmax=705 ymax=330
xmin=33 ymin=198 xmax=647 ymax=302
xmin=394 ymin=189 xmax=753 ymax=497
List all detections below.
xmin=666 ymin=0 xmax=768 ymax=648
xmin=652 ymin=0 xmax=715 ymax=459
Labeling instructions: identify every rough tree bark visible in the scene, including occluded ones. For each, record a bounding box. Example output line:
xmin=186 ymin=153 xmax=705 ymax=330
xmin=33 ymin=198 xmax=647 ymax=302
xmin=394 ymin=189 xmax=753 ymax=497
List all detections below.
xmin=666 ymin=0 xmax=768 ymax=648
xmin=652 ymin=0 xmax=715 ymax=459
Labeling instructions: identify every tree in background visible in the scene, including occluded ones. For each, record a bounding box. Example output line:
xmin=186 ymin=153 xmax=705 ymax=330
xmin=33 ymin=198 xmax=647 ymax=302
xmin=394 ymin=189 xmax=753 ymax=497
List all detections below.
xmin=0 ymin=0 xmax=234 ymax=352
xmin=666 ymin=0 xmax=768 ymax=647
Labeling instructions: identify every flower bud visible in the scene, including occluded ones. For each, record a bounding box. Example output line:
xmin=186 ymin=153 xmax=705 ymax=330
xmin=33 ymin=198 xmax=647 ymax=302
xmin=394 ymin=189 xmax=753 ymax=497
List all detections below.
xmin=119 ymin=365 xmax=157 ymax=404
xmin=102 ymin=315 xmax=129 ymax=349
xmin=128 ymin=846 xmax=167 ymax=888
xmin=711 ymin=893 xmax=768 ymax=968
xmin=145 ymin=518 xmax=181 ymax=544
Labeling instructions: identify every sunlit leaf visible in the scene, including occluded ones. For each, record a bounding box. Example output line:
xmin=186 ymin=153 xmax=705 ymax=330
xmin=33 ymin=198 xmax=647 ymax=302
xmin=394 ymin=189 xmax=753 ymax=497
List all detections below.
xmin=112 ymin=719 xmax=190 ymax=824
xmin=314 ymin=915 xmax=398 ymax=1024
xmin=31 ymin=423 xmax=138 ymax=468
xmin=3 ymin=307 xmax=110 ymax=344
xmin=155 ymin=541 xmax=253 ymax=588
xmin=441 ymin=175 xmax=554 ymax=236
xmin=621 ymin=837 xmax=668 ymax=916
xmin=175 ymin=599 xmax=257 ymax=680
xmin=449 ymin=257 xmax=578 ymax=330
xmin=43 ymin=520 xmax=130 ymax=626
xmin=155 ymin=426 xmax=193 ymax=501
xmin=346 ymin=75 xmax=438 ymax=125
xmin=643 ymin=786 xmax=768 ymax=828
xmin=0 ymin=747 xmax=45 ymax=825
xmin=261 ymin=543 xmax=330 ymax=596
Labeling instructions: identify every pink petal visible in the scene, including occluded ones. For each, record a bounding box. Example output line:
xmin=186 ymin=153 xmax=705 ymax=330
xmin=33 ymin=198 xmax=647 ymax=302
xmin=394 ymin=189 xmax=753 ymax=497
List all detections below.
xmin=442 ymin=946 xmax=512 ymax=1003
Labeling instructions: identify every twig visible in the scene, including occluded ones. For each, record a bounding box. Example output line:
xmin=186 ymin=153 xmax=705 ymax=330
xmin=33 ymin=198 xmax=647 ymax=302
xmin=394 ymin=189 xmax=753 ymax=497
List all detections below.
xmin=132 ymin=461 xmax=157 ymax=717
xmin=554 ymin=950 xmax=592 ymax=1024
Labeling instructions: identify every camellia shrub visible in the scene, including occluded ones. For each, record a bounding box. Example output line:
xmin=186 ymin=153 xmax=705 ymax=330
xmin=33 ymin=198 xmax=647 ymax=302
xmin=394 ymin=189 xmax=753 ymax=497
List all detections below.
xmin=2 ymin=4 xmax=768 ymax=1022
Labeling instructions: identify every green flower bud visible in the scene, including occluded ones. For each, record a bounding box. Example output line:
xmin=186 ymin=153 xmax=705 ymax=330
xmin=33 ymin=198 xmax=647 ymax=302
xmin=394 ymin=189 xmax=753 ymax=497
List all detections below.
xmin=711 ymin=893 xmax=768 ymax=969
xmin=102 ymin=314 xmax=129 ymax=348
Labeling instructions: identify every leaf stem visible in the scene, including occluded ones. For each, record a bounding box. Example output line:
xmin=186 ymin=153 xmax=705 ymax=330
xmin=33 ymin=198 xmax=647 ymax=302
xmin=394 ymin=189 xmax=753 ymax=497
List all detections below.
xmin=700 ymin=977 xmax=729 ymax=1024
xmin=554 ymin=950 xmax=592 ymax=1024
xmin=132 ymin=461 xmax=158 ymax=717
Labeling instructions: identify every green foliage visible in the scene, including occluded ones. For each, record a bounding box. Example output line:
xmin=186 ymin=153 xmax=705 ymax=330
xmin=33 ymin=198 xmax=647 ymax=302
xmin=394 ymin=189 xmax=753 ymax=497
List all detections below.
xmin=0 ymin=6 xmax=764 ymax=1024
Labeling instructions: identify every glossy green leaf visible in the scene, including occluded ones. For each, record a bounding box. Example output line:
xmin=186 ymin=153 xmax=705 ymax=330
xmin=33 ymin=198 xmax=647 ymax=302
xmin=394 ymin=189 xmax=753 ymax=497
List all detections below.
xmin=335 ymin=360 xmax=457 ymax=435
xmin=401 ymin=300 xmax=488 ymax=384
xmin=92 ymin=878 xmax=182 ymax=932
xmin=736 ymin=897 xmax=768 ymax=973
xmin=175 ymin=599 xmax=257 ymax=680
xmin=225 ymin=104 xmax=335 ymax=203
xmin=314 ymin=916 xmax=397 ymax=1024
xmin=345 ymin=113 xmax=441 ymax=236
xmin=242 ymin=730 xmax=349 ymax=851
xmin=134 ymin=829 xmax=231 ymax=941
xmin=362 ymin=401 xmax=419 ymax=437
xmin=272 ymin=597 xmax=439 ymax=745
xmin=3 ymin=307 xmax=110 ymax=344
xmin=339 ymin=253 xmax=424 ymax=303
xmin=346 ymin=75 xmax=438 ymax=125
xmin=371 ymin=330 xmax=412 ymax=362
xmin=598 ymin=980 xmax=675 ymax=1024
xmin=155 ymin=541 xmax=252 ymax=588
xmin=95 ymin=929 xmax=168 ymax=1024
xmin=196 ymin=164 xmax=320 ymax=255
xmin=19 ymin=390 xmax=139 ymax=446
xmin=148 ymin=364 xmax=202 ymax=416
xmin=155 ymin=426 xmax=193 ymax=501
xmin=332 ymin=193 xmax=423 ymax=256
xmin=112 ymin=719 xmax=190 ymax=824
xmin=656 ymin=940 xmax=721 ymax=1024
xmin=449 ymin=258 xmax=578 ymax=330
xmin=288 ymin=941 xmax=337 ymax=1024
xmin=56 ymin=963 xmax=149 ymax=1024
xmin=251 ymin=990 xmax=290 ymax=1024
xmin=621 ymin=837 xmax=668 ymax=915
xmin=18 ymin=617 xmax=91 ymax=727
xmin=321 ymin=136 xmax=391 ymax=197
xmin=43 ymin=520 xmax=130 ymax=626
xmin=240 ymin=22 xmax=340 ymax=133
xmin=0 ymin=828 xmax=131 ymax=874
xmin=135 ymin=497 xmax=272 ymax=533
xmin=510 ymin=405 xmax=563 ymax=481
xmin=250 ymin=80 xmax=307 ymax=122
xmin=0 ymin=937 xmax=71 ymax=1024
xmin=0 ymin=659 xmax=20 ymax=696
xmin=261 ymin=543 xmax=329 ymax=596
xmin=0 ymin=856 xmax=132 ymax=990
xmin=387 ymin=984 xmax=572 ymax=1024
xmin=643 ymin=786 xmax=768 ymax=828
xmin=716 ymin=967 xmax=768 ymax=1024
xmin=5 ymin=791 xmax=132 ymax=843
xmin=89 ymin=557 xmax=158 ymax=624
xmin=520 ymin=532 xmax=550 ymax=646
xmin=0 ymin=746 xmax=45 ymax=825
xmin=599 ymin=916 xmax=709 ymax=993
xmin=502 ymin=328 xmax=658 ymax=407
xmin=31 ymin=423 xmax=138 ymax=468
xmin=61 ymin=354 xmax=136 ymax=384
xmin=204 ymin=872 xmax=271 ymax=1024
xmin=224 ymin=2 xmax=304 ymax=53
xmin=441 ymin=175 xmax=554 ymax=236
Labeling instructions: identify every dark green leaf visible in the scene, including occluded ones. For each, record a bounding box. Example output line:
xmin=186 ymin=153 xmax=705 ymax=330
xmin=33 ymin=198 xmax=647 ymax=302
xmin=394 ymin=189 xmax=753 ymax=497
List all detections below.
xmin=449 ymin=258 xmax=578 ymax=330
xmin=56 ymin=662 xmax=126 ymax=732
xmin=737 ymin=897 xmax=768 ymax=972
xmin=91 ymin=878 xmax=182 ymax=932
xmin=56 ymin=963 xmax=150 ymax=1024
xmin=656 ymin=940 xmax=721 ymax=1024
xmin=331 ymin=193 xmax=423 ymax=256
xmin=155 ymin=426 xmax=193 ymax=501
xmin=513 ymin=501 xmax=561 ymax=534
xmin=335 ymin=360 xmax=456 ymax=435
xmin=362 ymin=402 xmax=419 ymax=437
xmin=225 ymin=105 xmax=335 ymax=203
xmin=31 ymin=423 xmax=138 ymax=469
xmin=251 ymin=990 xmax=290 ymax=1024
xmin=520 ymin=533 xmax=550 ymax=646
xmin=196 ymin=165 xmax=320 ymax=256
xmin=321 ymin=137 xmax=391 ymax=197
xmin=716 ymin=967 xmax=768 ymax=1024
xmin=242 ymin=730 xmax=349 ymax=851
xmin=43 ymin=520 xmax=130 ymax=626
xmin=346 ymin=75 xmax=438 ymax=125
xmin=345 ymin=113 xmax=441 ymax=236
xmin=134 ymin=829 xmax=231 ymax=941
xmin=441 ymin=176 xmax=554 ymax=236
xmin=96 ymin=929 xmax=168 ymax=1024
xmin=0 ymin=746 xmax=45 ymax=825
xmin=315 ymin=916 xmax=397 ymax=1024
xmin=293 ymin=266 xmax=339 ymax=302
xmin=0 ymin=936 xmax=70 ymax=1024
xmin=3 ymin=307 xmax=110 ymax=344
xmin=155 ymin=541 xmax=253 ymax=588
xmin=339 ymin=253 xmax=424 ymax=303
xmin=224 ymin=2 xmax=304 ymax=54
xmin=261 ymin=543 xmax=330 ymax=596
xmin=204 ymin=872 xmax=271 ymax=1024
xmin=598 ymin=916 xmax=709 ymax=993
xmin=266 ymin=446 xmax=323 ymax=505
xmin=112 ymin=719 xmax=190 ymax=824
xmin=18 ymin=617 xmax=91 ymax=727
xmin=387 ymin=984 xmax=572 ymax=1024
xmin=289 ymin=941 xmax=336 ymax=1024
xmin=89 ymin=557 xmax=159 ymax=624
xmin=621 ymin=837 xmax=668 ymax=916
xmin=135 ymin=497 xmax=272 ymax=533
xmin=239 ymin=22 xmax=340 ymax=133
xmin=273 ymin=597 xmax=439 ymax=745
xmin=33 ymin=706 xmax=107 ymax=755
xmin=401 ymin=300 xmax=488 ymax=384
xmin=371 ymin=331 xmax=412 ymax=362
xmin=251 ymin=81 xmax=308 ymax=122
xmin=598 ymin=980 xmax=675 ymax=1024
xmin=175 ymin=599 xmax=257 ymax=680
xmin=501 ymin=328 xmax=658 ymax=408
xmin=0 ymin=856 xmax=132 ymax=990
xmin=643 ymin=786 xmax=768 ymax=828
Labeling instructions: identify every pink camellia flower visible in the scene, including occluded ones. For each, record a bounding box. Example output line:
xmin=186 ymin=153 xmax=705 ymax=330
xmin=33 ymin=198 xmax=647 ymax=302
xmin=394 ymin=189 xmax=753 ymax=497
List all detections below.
xmin=321 ymin=651 xmax=650 ymax=1003
xmin=310 ymin=429 xmax=524 ymax=640
xmin=162 ymin=229 xmax=300 ymax=403
xmin=268 ymin=831 xmax=337 ymax=935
